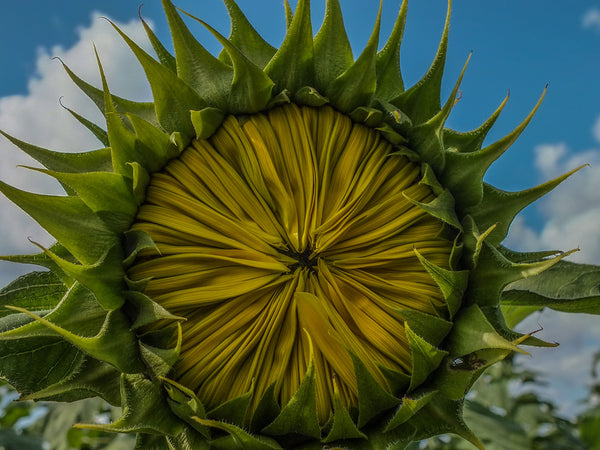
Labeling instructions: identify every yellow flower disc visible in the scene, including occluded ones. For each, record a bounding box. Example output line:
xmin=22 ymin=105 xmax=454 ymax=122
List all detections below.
xmin=129 ymin=104 xmax=453 ymax=423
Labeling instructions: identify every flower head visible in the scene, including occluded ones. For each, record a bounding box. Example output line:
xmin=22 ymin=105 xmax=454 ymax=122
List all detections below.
xmin=0 ymin=0 xmax=591 ymax=448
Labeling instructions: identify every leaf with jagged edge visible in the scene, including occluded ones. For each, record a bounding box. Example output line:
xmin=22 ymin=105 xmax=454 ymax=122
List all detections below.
xmin=77 ymin=374 xmax=183 ymax=436
xmin=162 ymin=0 xmax=232 ymax=110
xmin=399 ymin=309 xmax=452 ymax=347
xmin=325 ymin=1 xmax=381 ymax=113
xmin=406 ymin=323 xmax=448 ymax=391
xmin=127 ymin=113 xmax=182 ymax=172
xmin=250 ymin=383 xmax=281 ymax=433
xmin=323 ymin=376 xmax=367 ymax=444
xmin=0 ymin=271 xmax=66 ymax=318
xmin=442 ymin=88 xmax=546 ymax=209
xmin=467 ymin=241 xmax=577 ymax=308
xmin=390 ymin=397 xmax=484 ymax=450
xmin=57 ymin=58 xmax=158 ymax=127
xmin=313 ymin=0 xmax=354 ymax=94
xmin=443 ymin=92 xmax=509 ymax=154
xmin=350 ymin=352 xmax=400 ymax=428
xmin=408 ymin=53 xmax=471 ymax=173
xmin=501 ymin=258 xmax=600 ymax=326
xmin=468 ymin=165 xmax=585 ymax=246
xmin=28 ymin=168 xmax=137 ymax=230
xmin=23 ymin=357 xmax=122 ymax=405
xmin=207 ymin=386 xmax=253 ymax=428
xmin=107 ymin=20 xmax=204 ymax=138
xmin=196 ymin=418 xmax=282 ymax=450
xmin=265 ymin=0 xmax=314 ymax=94
xmin=0 ymin=335 xmax=84 ymax=397
xmin=220 ymin=0 xmax=276 ymax=68
xmin=384 ymin=389 xmax=438 ymax=432
xmin=0 ymin=183 xmax=116 ymax=265
xmin=261 ymin=355 xmax=321 ymax=439
xmin=0 ymin=130 xmax=112 ymax=196
xmin=36 ymin=244 xmax=125 ymax=310
xmin=183 ymin=12 xmax=275 ymax=113
xmin=139 ymin=8 xmax=176 ymax=72
xmin=190 ymin=108 xmax=226 ymax=140
xmin=391 ymin=0 xmax=450 ymax=125
xmin=414 ymin=249 xmax=468 ymax=319
xmin=59 ymin=98 xmax=110 ymax=147
xmin=375 ymin=0 xmax=407 ymax=101
xmin=139 ymin=324 xmax=181 ymax=379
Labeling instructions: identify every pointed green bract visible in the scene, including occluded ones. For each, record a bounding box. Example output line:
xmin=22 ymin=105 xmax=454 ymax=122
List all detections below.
xmin=313 ymin=0 xmax=354 ymax=94
xmin=0 ymin=0 xmax=597 ymax=449
xmin=108 ymin=20 xmax=204 ymax=138
xmin=265 ymin=0 xmax=314 ymax=94
xmin=375 ymin=0 xmax=408 ymax=100
xmin=261 ymin=357 xmax=321 ymax=439
xmin=325 ymin=1 xmax=382 ymax=112
xmin=221 ymin=0 xmax=276 ymax=68
xmin=186 ymin=14 xmax=275 ymax=113
xmin=391 ymin=0 xmax=451 ymax=124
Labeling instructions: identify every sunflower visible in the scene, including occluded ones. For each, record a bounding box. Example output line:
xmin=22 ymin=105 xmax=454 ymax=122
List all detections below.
xmin=0 ymin=0 xmax=595 ymax=448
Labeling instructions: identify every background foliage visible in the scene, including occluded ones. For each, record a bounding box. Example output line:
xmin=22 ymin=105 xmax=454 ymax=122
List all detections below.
xmin=2 ymin=347 xmax=600 ymax=449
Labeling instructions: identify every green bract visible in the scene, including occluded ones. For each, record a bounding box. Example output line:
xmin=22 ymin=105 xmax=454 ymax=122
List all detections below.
xmin=0 ymin=1 xmax=598 ymax=449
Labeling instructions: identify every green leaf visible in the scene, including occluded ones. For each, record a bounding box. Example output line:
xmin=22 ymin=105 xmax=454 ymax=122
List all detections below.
xmin=385 ymin=389 xmax=438 ymax=432
xmin=78 ymin=374 xmax=183 ymax=436
xmin=208 ymin=388 xmax=253 ymax=428
xmin=59 ymin=98 xmax=110 ymax=147
xmin=0 ymin=271 xmax=66 ymax=318
xmin=265 ymin=0 xmax=314 ymax=94
xmin=56 ymin=58 xmax=158 ymax=129
xmin=391 ymin=1 xmax=450 ymax=125
xmin=0 ymin=129 xmax=112 ymax=174
xmin=140 ymin=11 xmax=177 ymax=72
xmin=414 ymin=249 xmax=468 ymax=319
xmin=191 ymin=108 xmax=226 ymax=140
xmin=220 ymin=0 xmax=276 ymax=68
xmin=469 ymin=165 xmax=584 ymax=246
xmin=0 ymin=335 xmax=84 ymax=395
xmin=196 ymin=418 xmax=282 ymax=450
xmin=322 ymin=378 xmax=367 ymax=443
xmin=442 ymin=87 xmax=546 ymax=209
xmin=184 ymin=13 xmax=274 ymax=113
xmin=325 ymin=1 xmax=381 ymax=112
xmin=0 ymin=182 xmax=116 ymax=264
xmin=108 ymin=19 xmax=204 ymax=138
xmin=162 ymin=377 xmax=209 ymax=437
xmin=375 ymin=0 xmax=408 ymax=100
xmin=443 ymin=92 xmax=509 ymax=154
xmin=501 ymin=259 xmax=600 ymax=319
xmin=448 ymin=305 xmax=523 ymax=356
xmin=313 ymin=0 xmax=353 ymax=93
xmin=30 ymin=169 xmax=137 ymax=232
xmin=162 ymin=0 xmax=232 ymax=110
xmin=23 ymin=357 xmax=122 ymax=405
xmin=351 ymin=352 xmax=400 ymax=428
xmin=406 ymin=324 xmax=448 ymax=391
xmin=261 ymin=356 xmax=320 ymax=439
xmin=250 ymin=383 xmax=281 ymax=433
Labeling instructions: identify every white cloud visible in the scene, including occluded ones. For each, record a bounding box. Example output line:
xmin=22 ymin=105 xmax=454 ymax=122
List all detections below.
xmin=0 ymin=13 xmax=152 ymax=285
xmin=582 ymin=7 xmax=600 ymax=31
xmin=506 ymin=131 xmax=600 ymax=416
xmin=593 ymin=115 xmax=600 ymax=142
xmin=505 ymin=143 xmax=600 ymax=265
xmin=515 ymin=310 xmax=600 ymax=417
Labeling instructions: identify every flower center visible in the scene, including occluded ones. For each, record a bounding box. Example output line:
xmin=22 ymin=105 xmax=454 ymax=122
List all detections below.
xmin=129 ymin=104 xmax=453 ymax=424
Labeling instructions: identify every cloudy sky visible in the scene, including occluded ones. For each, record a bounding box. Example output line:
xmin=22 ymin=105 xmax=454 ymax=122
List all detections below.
xmin=1 ymin=0 xmax=599 ymax=417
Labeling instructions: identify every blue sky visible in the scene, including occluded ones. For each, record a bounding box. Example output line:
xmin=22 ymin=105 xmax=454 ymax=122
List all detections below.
xmin=0 ymin=0 xmax=599 ymax=419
